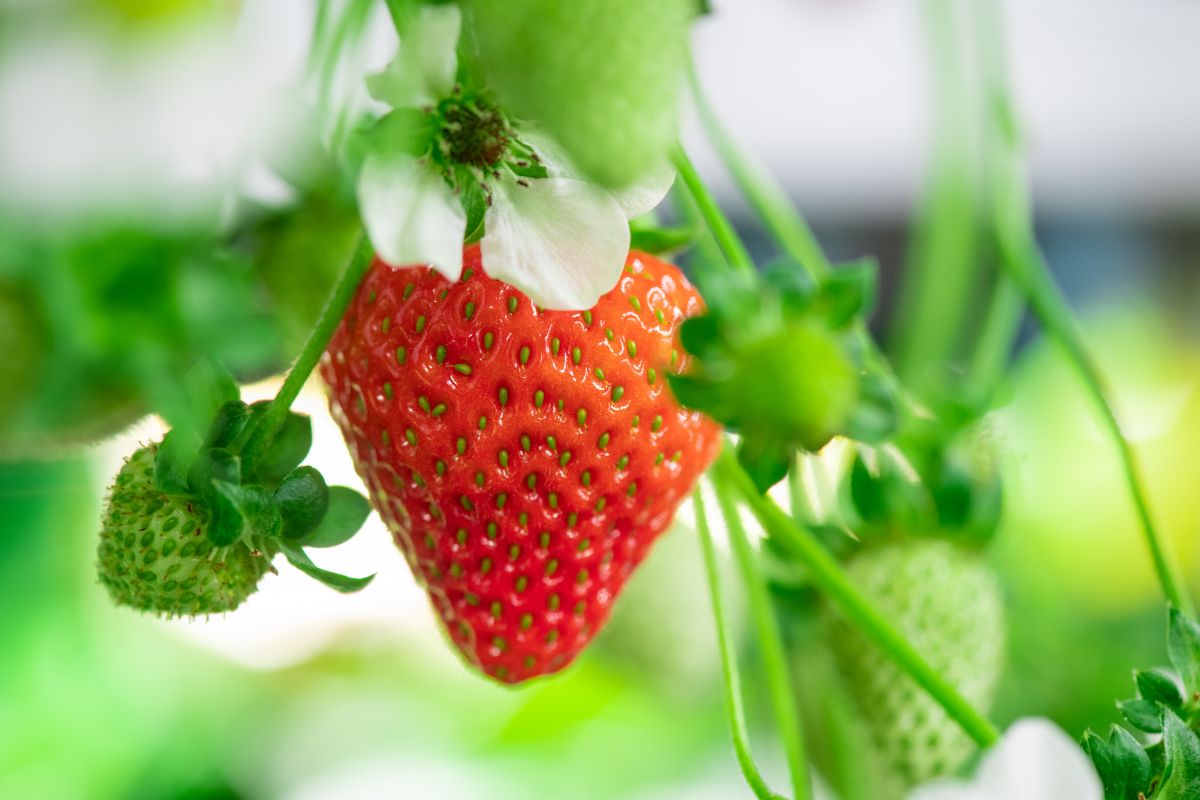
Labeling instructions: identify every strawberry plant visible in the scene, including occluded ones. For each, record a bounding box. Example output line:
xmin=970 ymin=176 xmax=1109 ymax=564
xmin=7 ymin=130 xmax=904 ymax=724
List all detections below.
xmin=3 ymin=0 xmax=1197 ymax=798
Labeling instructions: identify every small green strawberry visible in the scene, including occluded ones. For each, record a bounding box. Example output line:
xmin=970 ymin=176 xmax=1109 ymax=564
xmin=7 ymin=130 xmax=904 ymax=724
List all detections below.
xmin=822 ymin=538 xmax=1005 ymax=796
xmin=97 ymin=443 xmax=277 ymax=617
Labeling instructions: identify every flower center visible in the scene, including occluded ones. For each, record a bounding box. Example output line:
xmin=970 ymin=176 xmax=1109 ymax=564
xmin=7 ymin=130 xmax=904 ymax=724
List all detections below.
xmin=440 ymin=99 xmax=511 ymax=169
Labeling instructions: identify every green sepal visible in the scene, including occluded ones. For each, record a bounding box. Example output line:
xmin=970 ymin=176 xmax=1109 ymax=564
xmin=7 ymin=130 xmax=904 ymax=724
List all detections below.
xmin=350 ymin=108 xmax=436 ymax=167
xmin=736 ymin=438 xmax=791 ymax=493
xmin=1168 ymin=607 xmax=1200 ymax=698
xmin=279 ymin=541 xmax=375 ymax=593
xmin=157 ymin=358 xmax=240 ymax=440
xmin=815 ymin=258 xmax=877 ymax=329
xmin=206 ymin=400 xmax=251 ymax=450
xmin=209 ymin=481 xmax=281 ymax=546
xmin=297 ymin=486 xmax=372 ymax=548
xmin=253 ymin=412 xmax=314 ymax=486
xmin=629 ymin=224 xmax=696 ymax=256
xmin=459 ymin=170 xmax=489 ymax=245
xmin=1158 ymin=711 xmax=1200 ymax=799
xmin=187 ymin=448 xmax=241 ymax=501
xmin=678 ymin=315 xmax=724 ymax=360
xmin=1136 ymin=668 xmax=1185 ymax=710
xmin=761 ymin=257 xmax=817 ymax=313
xmin=274 ymin=466 xmax=330 ymax=540
xmin=1082 ymin=726 xmax=1153 ymax=800
xmin=154 ymin=427 xmax=197 ymax=495
xmin=847 ymin=371 xmax=901 ymax=445
xmin=1119 ymin=698 xmax=1164 ymax=734
xmin=846 ymin=451 xmax=935 ymax=535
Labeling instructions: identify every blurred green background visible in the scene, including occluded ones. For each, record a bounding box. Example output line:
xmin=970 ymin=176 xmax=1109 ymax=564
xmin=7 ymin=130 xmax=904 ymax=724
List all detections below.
xmin=3 ymin=0 xmax=1200 ymax=797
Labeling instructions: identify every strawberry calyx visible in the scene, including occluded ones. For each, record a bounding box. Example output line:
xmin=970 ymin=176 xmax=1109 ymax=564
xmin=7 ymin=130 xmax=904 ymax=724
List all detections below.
xmin=1083 ymin=607 xmax=1200 ymax=799
xmin=148 ymin=390 xmax=374 ymax=595
xmin=672 ymin=255 xmax=900 ymax=490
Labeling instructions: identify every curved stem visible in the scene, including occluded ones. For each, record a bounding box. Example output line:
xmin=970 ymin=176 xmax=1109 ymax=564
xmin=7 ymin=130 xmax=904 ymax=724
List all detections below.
xmin=715 ymin=447 xmax=1002 ymax=749
xmin=671 ymin=148 xmax=754 ymax=275
xmin=240 ymin=234 xmax=373 ymax=466
xmin=712 ymin=474 xmax=812 ymax=800
xmin=975 ymin=0 xmax=1194 ymax=617
xmin=694 ymin=488 xmax=789 ymax=800
xmin=688 ymin=65 xmax=827 ymax=281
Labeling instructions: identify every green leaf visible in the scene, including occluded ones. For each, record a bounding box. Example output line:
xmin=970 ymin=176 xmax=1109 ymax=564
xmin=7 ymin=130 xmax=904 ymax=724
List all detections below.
xmin=154 ymin=428 xmax=197 ymax=495
xmin=210 ymin=481 xmax=282 ymax=546
xmin=1119 ymin=698 xmax=1164 ymax=734
xmin=1158 ymin=711 xmax=1200 ymax=799
xmin=280 ymin=541 xmax=375 ymax=593
xmin=274 ymin=466 xmax=331 ymax=540
xmin=1168 ymin=608 xmax=1200 ymax=697
xmin=298 ymin=486 xmax=372 ymax=548
xmin=629 ymin=224 xmax=696 ymax=255
xmin=847 ymin=371 xmax=900 ymax=445
xmin=1082 ymin=727 xmax=1152 ymax=800
xmin=1136 ymin=668 xmax=1184 ymax=710
xmin=666 ymin=373 xmax=731 ymax=425
xmin=253 ymin=412 xmax=314 ymax=486
xmin=816 ymin=258 xmax=877 ymax=329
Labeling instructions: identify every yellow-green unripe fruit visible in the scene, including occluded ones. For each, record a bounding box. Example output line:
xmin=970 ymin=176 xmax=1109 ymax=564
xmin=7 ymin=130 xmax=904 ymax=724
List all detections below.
xmin=734 ymin=322 xmax=859 ymax=452
xmin=822 ymin=539 xmax=1005 ymax=796
xmin=97 ymin=444 xmax=275 ymax=617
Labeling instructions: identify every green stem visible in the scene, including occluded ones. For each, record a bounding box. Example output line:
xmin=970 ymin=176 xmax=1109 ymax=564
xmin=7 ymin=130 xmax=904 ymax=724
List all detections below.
xmin=715 ymin=447 xmax=1002 ymax=749
xmin=975 ymin=0 xmax=1194 ymax=617
xmin=240 ymin=234 xmax=373 ymax=466
xmin=688 ymin=65 xmax=827 ymax=280
xmin=890 ymin=0 xmax=982 ymax=385
xmin=712 ymin=474 xmax=812 ymax=800
xmin=694 ymin=488 xmax=789 ymax=800
xmin=965 ymin=274 xmax=1023 ymax=397
xmin=671 ymin=148 xmax=754 ymax=275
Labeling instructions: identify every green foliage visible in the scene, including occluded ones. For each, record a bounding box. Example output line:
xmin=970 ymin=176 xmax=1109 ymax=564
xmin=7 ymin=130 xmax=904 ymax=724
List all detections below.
xmin=1084 ymin=608 xmax=1200 ymax=799
xmin=0 ymin=224 xmax=285 ymax=459
xmin=464 ymin=0 xmax=695 ymax=188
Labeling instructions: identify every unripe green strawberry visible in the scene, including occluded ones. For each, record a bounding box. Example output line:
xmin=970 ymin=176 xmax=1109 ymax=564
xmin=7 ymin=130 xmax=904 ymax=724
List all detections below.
xmin=822 ymin=539 xmax=1005 ymax=795
xmin=97 ymin=443 xmax=276 ymax=617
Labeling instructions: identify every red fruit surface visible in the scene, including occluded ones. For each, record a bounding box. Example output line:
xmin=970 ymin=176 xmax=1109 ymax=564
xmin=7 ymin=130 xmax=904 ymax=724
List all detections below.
xmin=322 ymin=245 xmax=721 ymax=683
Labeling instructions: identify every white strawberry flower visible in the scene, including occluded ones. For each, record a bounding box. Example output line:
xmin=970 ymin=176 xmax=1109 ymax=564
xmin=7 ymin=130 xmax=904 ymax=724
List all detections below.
xmin=909 ymin=718 xmax=1103 ymax=800
xmin=357 ymin=3 xmax=673 ymax=310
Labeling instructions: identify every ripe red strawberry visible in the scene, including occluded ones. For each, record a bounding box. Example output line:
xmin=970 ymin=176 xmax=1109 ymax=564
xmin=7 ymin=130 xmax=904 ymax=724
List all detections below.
xmin=322 ymin=245 xmax=721 ymax=683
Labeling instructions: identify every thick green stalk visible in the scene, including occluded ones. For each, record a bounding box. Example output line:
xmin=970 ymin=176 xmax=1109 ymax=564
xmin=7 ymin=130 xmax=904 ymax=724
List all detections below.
xmin=975 ymin=0 xmax=1194 ymax=616
xmin=240 ymin=234 xmax=373 ymax=466
xmin=671 ymin=148 xmax=755 ymax=275
xmin=715 ymin=448 xmax=1002 ymax=749
xmin=694 ymin=488 xmax=789 ymax=800
xmin=712 ymin=474 xmax=812 ymax=800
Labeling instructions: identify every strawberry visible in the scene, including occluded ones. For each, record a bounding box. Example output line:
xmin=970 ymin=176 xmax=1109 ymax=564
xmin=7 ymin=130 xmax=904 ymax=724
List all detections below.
xmin=821 ymin=538 xmax=1005 ymax=795
xmin=97 ymin=442 xmax=277 ymax=617
xmin=321 ymin=245 xmax=721 ymax=683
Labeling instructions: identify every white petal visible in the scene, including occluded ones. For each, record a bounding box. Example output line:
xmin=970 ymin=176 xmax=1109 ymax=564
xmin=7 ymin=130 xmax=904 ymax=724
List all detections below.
xmin=357 ymin=153 xmax=465 ymax=279
xmin=609 ymin=159 xmax=676 ymax=219
xmin=909 ymin=782 xmax=985 ymax=800
xmin=519 ymin=128 xmax=674 ymax=220
xmin=481 ymin=176 xmax=629 ymax=310
xmin=973 ymin=718 xmax=1104 ymax=800
xmin=365 ymin=4 xmax=460 ymax=107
